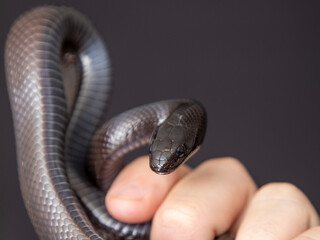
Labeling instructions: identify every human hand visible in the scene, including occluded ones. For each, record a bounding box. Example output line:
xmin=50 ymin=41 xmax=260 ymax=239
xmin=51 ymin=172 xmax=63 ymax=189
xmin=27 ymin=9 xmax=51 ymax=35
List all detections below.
xmin=106 ymin=156 xmax=319 ymax=240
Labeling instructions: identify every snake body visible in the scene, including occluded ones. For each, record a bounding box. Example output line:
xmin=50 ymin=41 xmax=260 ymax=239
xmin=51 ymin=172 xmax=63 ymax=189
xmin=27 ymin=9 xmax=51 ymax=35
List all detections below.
xmin=5 ymin=6 xmax=233 ymax=240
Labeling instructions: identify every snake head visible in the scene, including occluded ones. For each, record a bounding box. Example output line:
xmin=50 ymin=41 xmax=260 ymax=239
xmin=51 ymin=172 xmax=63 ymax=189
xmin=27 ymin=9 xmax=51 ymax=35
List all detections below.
xmin=149 ymin=121 xmax=199 ymax=175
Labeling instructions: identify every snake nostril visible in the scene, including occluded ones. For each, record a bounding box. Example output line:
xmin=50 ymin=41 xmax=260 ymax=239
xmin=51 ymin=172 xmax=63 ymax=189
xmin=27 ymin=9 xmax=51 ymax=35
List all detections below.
xmin=150 ymin=162 xmax=160 ymax=172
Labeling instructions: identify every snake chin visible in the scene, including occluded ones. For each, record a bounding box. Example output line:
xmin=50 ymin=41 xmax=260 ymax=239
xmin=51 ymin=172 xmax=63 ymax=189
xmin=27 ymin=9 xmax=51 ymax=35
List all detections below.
xmin=149 ymin=153 xmax=185 ymax=175
xmin=149 ymin=163 xmax=175 ymax=175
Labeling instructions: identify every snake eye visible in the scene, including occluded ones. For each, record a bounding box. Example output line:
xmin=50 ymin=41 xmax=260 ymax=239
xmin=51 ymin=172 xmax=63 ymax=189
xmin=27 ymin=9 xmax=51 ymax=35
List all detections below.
xmin=176 ymin=145 xmax=185 ymax=158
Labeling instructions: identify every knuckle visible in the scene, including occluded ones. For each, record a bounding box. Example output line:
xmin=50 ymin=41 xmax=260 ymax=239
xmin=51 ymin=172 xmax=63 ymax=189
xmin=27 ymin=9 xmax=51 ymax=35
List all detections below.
xmin=216 ymin=156 xmax=242 ymax=166
xmin=256 ymin=182 xmax=305 ymax=203
xmin=218 ymin=156 xmax=242 ymax=166
xmin=199 ymin=157 xmax=256 ymax=192
xmin=203 ymin=156 xmax=244 ymax=171
xmin=157 ymin=200 xmax=202 ymax=230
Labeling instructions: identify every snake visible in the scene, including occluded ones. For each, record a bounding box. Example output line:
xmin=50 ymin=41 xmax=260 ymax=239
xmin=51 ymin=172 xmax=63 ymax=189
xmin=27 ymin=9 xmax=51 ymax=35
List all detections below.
xmin=5 ymin=6 xmax=234 ymax=240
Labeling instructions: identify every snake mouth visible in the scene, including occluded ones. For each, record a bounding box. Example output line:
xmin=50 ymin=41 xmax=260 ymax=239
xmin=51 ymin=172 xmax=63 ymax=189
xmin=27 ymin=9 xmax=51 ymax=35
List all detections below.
xmin=149 ymin=161 xmax=175 ymax=175
xmin=153 ymin=170 xmax=169 ymax=175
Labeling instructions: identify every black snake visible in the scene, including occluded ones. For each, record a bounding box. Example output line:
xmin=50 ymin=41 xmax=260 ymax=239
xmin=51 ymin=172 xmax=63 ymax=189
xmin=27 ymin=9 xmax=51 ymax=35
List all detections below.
xmin=5 ymin=6 xmax=233 ymax=240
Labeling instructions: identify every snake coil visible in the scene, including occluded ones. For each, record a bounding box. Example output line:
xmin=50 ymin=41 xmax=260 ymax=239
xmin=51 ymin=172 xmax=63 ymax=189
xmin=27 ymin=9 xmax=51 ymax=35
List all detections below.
xmin=5 ymin=6 xmax=234 ymax=240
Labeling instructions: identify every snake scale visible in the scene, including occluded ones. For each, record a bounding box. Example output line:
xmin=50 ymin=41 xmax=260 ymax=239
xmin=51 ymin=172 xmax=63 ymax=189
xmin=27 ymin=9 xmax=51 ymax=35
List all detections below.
xmin=5 ymin=6 xmax=234 ymax=240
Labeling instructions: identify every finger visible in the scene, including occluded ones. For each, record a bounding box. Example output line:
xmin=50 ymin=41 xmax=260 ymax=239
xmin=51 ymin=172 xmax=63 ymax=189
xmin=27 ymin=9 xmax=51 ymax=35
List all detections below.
xmin=236 ymin=183 xmax=320 ymax=240
xmin=151 ymin=157 xmax=257 ymax=240
xmin=293 ymin=226 xmax=320 ymax=240
xmin=106 ymin=155 xmax=191 ymax=223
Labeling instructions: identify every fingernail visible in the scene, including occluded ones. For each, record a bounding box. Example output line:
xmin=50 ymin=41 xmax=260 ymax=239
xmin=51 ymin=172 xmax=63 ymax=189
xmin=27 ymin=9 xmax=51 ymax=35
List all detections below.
xmin=110 ymin=184 xmax=144 ymax=201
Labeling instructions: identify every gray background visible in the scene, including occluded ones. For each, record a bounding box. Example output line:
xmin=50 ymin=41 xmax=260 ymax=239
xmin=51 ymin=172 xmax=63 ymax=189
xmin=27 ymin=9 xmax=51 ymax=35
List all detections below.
xmin=1 ymin=1 xmax=319 ymax=239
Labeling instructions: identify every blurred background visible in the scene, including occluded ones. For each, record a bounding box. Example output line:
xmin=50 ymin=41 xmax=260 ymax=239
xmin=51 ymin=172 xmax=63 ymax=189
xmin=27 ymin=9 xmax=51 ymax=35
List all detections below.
xmin=0 ymin=1 xmax=319 ymax=239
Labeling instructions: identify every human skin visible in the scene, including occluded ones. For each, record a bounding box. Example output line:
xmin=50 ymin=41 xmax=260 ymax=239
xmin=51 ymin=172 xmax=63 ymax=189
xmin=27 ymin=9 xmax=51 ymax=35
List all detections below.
xmin=106 ymin=156 xmax=319 ymax=240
